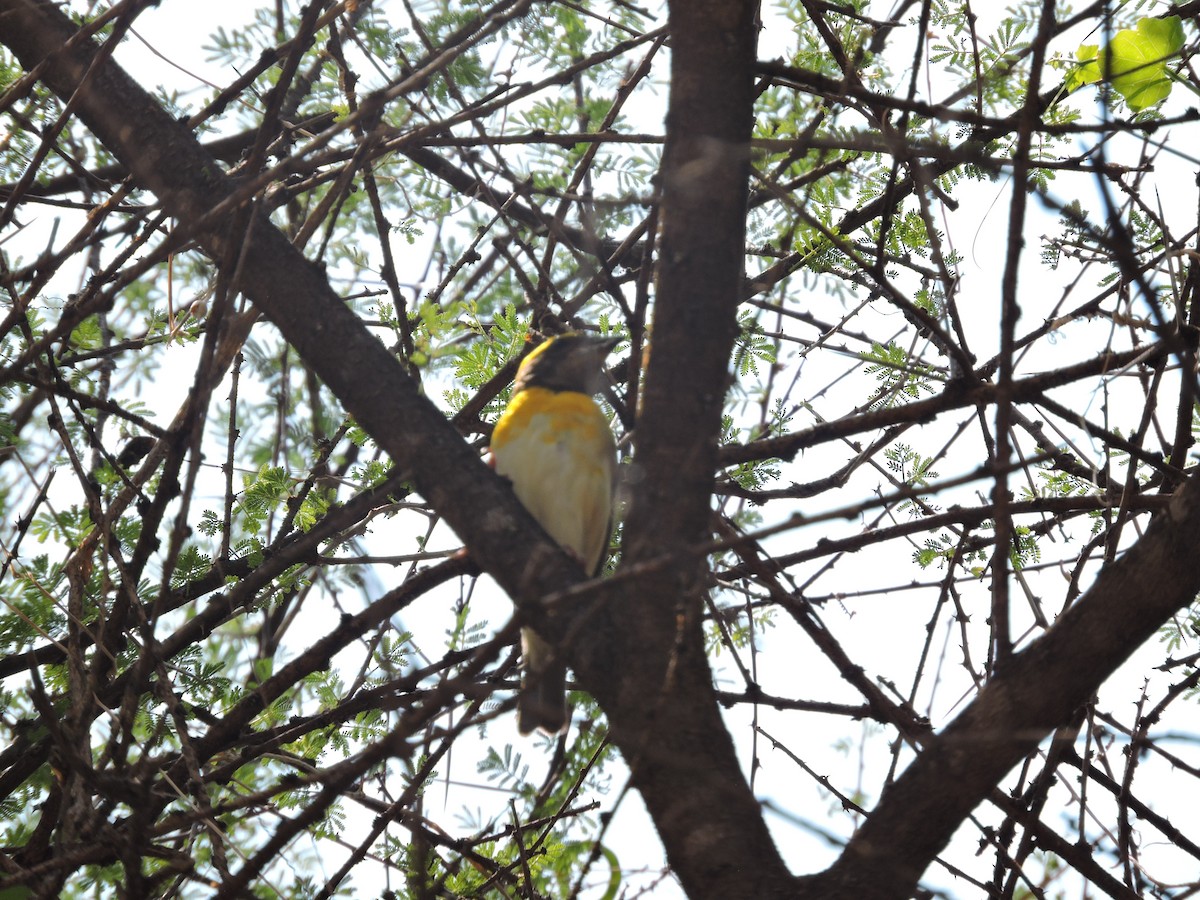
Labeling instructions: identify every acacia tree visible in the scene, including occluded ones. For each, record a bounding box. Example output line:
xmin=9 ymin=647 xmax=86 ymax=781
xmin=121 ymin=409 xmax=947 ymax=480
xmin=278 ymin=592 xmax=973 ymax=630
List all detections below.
xmin=2 ymin=0 xmax=1200 ymax=897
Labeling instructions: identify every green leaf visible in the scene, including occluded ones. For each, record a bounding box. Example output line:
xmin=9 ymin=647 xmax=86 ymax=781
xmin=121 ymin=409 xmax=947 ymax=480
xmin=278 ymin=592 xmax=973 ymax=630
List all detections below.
xmin=1067 ymin=16 xmax=1185 ymax=111
xmin=1065 ymin=44 xmax=1101 ymax=92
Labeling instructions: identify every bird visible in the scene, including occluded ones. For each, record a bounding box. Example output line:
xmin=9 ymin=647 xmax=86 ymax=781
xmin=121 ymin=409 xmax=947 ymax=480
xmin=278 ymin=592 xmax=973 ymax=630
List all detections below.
xmin=490 ymin=333 xmax=619 ymax=734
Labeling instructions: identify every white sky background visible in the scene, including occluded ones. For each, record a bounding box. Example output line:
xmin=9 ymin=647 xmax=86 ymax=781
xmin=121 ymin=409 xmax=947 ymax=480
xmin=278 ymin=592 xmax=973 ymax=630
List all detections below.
xmin=8 ymin=0 xmax=1200 ymax=896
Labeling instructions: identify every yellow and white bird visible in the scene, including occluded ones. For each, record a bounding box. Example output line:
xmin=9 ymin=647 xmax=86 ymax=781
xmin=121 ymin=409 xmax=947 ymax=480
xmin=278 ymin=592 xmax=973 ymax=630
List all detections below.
xmin=490 ymin=333 xmax=618 ymax=734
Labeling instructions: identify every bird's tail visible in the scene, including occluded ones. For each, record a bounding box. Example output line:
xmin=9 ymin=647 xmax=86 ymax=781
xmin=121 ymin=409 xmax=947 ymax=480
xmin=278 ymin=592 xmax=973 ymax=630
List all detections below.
xmin=518 ymin=628 xmax=567 ymax=735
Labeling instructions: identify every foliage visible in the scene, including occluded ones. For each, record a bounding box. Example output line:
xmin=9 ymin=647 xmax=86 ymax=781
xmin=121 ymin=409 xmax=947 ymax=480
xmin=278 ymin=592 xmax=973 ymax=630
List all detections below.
xmin=1065 ymin=15 xmax=1186 ymax=111
xmin=1 ymin=0 xmax=1199 ymax=897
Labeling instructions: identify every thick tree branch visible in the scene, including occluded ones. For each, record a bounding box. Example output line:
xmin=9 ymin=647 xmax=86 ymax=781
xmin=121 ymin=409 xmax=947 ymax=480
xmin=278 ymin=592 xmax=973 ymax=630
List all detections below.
xmin=815 ymin=470 xmax=1200 ymax=899
xmin=0 ymin=0 xmax=583 ymax=623
xmin=0 ymin=2 xmax=793 ymax=895
xmin=584 ymin=1 xmax=799 ymax=897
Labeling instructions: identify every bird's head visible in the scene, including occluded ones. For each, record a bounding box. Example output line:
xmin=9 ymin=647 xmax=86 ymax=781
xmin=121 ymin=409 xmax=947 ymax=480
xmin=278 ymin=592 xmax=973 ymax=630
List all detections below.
xmin=513 ymin=333 xmax=619 ymax=395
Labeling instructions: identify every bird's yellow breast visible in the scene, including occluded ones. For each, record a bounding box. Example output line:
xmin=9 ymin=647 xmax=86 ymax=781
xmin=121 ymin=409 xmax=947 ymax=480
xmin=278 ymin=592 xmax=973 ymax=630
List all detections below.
xmin=491 ymin=388 xmax=615 ymax=574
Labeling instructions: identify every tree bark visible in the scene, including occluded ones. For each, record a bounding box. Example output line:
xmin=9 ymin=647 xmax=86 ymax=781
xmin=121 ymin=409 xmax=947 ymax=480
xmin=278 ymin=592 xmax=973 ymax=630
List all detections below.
xmin=581 ymin=1 xmax=800 ymax=897
xmin=817 ymin=468 xmax=1200 ymax=898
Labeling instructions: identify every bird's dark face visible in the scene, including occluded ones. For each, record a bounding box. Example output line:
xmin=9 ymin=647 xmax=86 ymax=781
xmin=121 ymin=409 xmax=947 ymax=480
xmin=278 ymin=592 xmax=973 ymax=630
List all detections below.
xmin=514 ymin=334 xmax=619 ymax=395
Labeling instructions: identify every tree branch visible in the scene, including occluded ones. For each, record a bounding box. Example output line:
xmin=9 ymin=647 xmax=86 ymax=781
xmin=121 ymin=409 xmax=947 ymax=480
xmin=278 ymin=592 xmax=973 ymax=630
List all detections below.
xmin=817 ymin=470 xmax=1200 ymax=899
xmin=588 ymin=1 xmax=799 ymax=896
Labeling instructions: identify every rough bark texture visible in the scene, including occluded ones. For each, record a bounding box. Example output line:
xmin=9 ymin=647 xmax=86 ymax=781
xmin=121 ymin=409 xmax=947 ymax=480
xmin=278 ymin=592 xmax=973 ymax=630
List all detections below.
xmin=819 ymin=469 xmax=1200 ymax=898
xmin=582 ymin=1 xmax=800 ymax=898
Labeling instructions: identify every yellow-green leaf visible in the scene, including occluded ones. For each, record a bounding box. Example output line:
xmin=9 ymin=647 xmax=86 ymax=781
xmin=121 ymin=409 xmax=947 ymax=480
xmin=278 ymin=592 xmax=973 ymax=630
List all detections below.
xmin=1066 ymin=16 xmax=1185 ymax=111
